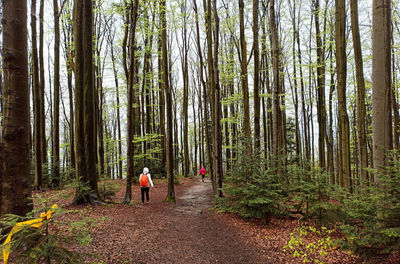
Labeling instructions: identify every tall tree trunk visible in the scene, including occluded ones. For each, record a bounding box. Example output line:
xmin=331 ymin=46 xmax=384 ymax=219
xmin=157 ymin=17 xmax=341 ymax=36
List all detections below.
xmin=73 ymin=0 xmax=99 ymax=203
xmin=313 ymin=0 xmax=327 ymax=169
xmin=157 ymin=8 xmax=166 ymax=177
xmin=253 ymin=0 xmax=261 ymax=152
xmin=212 ymin=0 xmax=223 ymax=197
xmin=327 ymin=39 xmax=335 ymax=183
xmin=124 ymin=0 xmax=139 ymax=204
xmin=270 ymin=0 xmax=281 ymax=172
xmin=39 ymin=0 xmax=46 ymax=166
xmin=110 ymin=38 xmax=123 ymax=179
xmin=181 ymin=0 xmax=190 ymax=177
xmin=53 ymin=0 xmax=60 ymax=187
xmin=372 ymin=0 xmax=392 ymax=181
xmin=31 ymin=0 xmax=42 ymax=190
xmin=239 ymin=0 xmax=252 ymax=156
xmin=62 ymin=5 xmax=75 ymax=176
xmin=289 ymin=0 xmax=301 ymax=160
xmin=350 ymin=0 xmax=368 ymax=185
xmin=160 ymin=0 xmax=175 ymax=202
xmin=194 ymin=0 xmax=213 ymax=177
xmin=335 ymin=0 xmax=351 ymax=190
xmin=1 ymin=0 xmax=32 ymax=216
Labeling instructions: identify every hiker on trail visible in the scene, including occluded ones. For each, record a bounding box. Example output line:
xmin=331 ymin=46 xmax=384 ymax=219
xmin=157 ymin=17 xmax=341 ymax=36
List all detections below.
xmin=139 ymin=167 xmax=154 ymax=204
xmin=199 ymin=166 xmax=206 ymax=182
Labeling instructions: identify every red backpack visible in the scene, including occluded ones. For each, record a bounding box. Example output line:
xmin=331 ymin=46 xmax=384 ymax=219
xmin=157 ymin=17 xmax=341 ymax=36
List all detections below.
xmin=140 ymin=174 xmax=149 ymax=187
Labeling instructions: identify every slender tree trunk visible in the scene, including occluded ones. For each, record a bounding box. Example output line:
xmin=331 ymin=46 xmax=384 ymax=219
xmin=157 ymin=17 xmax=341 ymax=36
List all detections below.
xmin=270 ymin=0 xmax=281 ymax=172
xmin=194 ymin=0 xmax=213 ymax=177
xmin=110 ymin=41 xmax=123 ymax=179
xmin=212 ymin=0 xmax=223 ymax=196
xmin=181 ymin=0 xmax=190 ymax=177
xmin=327 ymin=39 xmax=335 ymax=183
xmin=335 ymin=0 xmax=351 ymax=190
xmin=39 ymin=0 xmax=46 ymax=166
xmin=62 ymin=6 xmax=75 ymax=176
xmin=239 ymin=0 xmax=252 ymax=156
xmin=53 ymin=0 xmax=60 ymax=187
xmin=289 ymin=0 xmax=301 ymax=160
xmin=157 ymin=11 xmax=166 ymax=177
xmin=350 ymin=0 xmax=368 ymax=185
xmin=1 ymin=0 xmax=32 ymax=216
xmin=253 ymin=0 xmax=261 ymax=152
xmin=124 ymin=0 xmax=139 ymax=204
xmin=313 ymin=0 xmax=327 ymax=169
xmin=31 ymin=0 xmax=42 ymax=190
xmin=160 ymin=0 xmax=175 ymax=202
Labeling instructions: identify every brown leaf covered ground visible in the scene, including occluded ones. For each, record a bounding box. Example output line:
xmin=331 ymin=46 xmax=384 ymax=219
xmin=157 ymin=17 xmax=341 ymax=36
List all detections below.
xmin=30 ymin=177 xmax=400 ymax=264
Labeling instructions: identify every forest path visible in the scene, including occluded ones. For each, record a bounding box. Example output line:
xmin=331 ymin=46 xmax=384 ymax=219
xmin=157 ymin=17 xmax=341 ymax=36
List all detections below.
xmin=84 ymin=177 xmax=275 ymax=264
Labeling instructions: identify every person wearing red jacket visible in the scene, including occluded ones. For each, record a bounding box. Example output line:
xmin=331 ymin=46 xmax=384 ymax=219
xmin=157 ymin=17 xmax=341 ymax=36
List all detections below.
xmin=198 ymin=166 xmax=207 ymax=182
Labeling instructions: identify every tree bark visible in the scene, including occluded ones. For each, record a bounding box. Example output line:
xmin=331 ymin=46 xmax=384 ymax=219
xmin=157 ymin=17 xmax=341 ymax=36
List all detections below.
xmin=335 ymin=0 xmax=351 ymax=190
xmin=313 ymin=0 xmax=327 ymax=169
xmin=160 ymin=0 xmax=175 ymax=202
xmin=253 ymin=0 xmax=261 ymax=152
xmin=239 ymin=0 xmax=252 ymax=156
xmin=350 ymin=0 xmax=368 ymax=185
xmin=53 ymin=0 xmax=60 ymax=187
xmin=270 ymin=0 xmax=281 ymax=172
xmin=212 ymin=0 xmax=223 ymax=197
xmin=181 ymin=0 xmax=190 ymax=177
xmin=372 ymin=0 xmax=392 ymax=181
xmin=31 ymin=0 xmax=42 ymax=190
xmin=1 ymin=0 xmax=32 ymax=216
xmin=73 ymin=0 xmax=99 ymax=203
xmin=109 ymin=33 xmax=123 ymax=179
xmin=39 ymin=0 xmax=46 ymax=166
xmin=124 ymin=0 xmax=139 ymax=204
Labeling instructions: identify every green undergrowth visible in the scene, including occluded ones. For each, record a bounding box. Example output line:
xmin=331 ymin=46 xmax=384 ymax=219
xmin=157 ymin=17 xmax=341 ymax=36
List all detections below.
xmin=283 ymin=225 xmax=335 ymax=264
xmin=0 ymin=194 xmax=104 ymax=264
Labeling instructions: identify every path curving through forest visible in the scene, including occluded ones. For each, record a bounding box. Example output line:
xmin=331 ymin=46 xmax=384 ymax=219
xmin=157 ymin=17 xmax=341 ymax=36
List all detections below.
xmin=82 ymin=177 xmax=277 ymax=264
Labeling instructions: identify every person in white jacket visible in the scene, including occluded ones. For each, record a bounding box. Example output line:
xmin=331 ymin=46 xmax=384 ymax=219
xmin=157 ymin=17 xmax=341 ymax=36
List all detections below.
xmin=139 ymin=167 xmax=154 ymax=204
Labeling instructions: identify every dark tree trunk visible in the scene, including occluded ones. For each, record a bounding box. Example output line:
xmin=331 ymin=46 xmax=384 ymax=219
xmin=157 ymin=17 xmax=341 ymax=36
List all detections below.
xmin=124 ymin=0 xmax=139 ymax=204
xmin=39 ymin=0 xmax=46 ymax=167
xmin=239 ymin=0 xmax=252 ymax=156
xmin=31 ymin=0 xmax=42 ymax=190
xmin=73 ymin=0 xmax=99 ymax=204
xmin=160 ymin=0 xmax=175 ymax=202
xmin=53 ymin=0 xmax=60 ymax=187
xmin=336 ymin=0 xmax=351 ymax=190
xmin=253 ymin=0 xmax=261 ymax=152
xmin=350 ymin=0 xmax=368 ymax=185
xmin=1 ymin=0 xmax=32 ymax=216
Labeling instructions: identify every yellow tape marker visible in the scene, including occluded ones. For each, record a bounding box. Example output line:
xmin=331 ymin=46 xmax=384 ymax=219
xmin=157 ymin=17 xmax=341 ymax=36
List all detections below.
xmin=2 ymin=204 xmax=58 ymax=264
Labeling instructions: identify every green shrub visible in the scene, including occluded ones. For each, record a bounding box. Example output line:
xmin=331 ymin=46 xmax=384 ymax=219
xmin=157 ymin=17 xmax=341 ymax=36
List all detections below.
xmin=98 ymin=180 xmax=120 ymax=201
xmin=339 ymin=151 xmax=400 ymax=258
xmin=218 ymin=154 xmax=284 ymax=222
xmin=285 ymin=164 xmax=342 ymax=225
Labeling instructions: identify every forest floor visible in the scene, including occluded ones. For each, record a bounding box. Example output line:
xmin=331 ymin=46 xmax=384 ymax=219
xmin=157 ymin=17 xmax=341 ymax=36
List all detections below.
xmin=32 ymin=176 xmax=400 ymax=264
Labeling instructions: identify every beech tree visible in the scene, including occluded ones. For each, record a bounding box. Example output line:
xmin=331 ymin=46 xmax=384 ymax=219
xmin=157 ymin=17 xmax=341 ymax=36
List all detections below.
xmin=32 ymin=0 xmax=42 ymax=190
xmin=335 ymin=0 xmax=351 ymax=190
xmin=372 ymin=0 xmax=392 ymax=179
xmin=73 ymin=0 xmax=99 ymax=203
xmin=1 ymin=0 xmax=32 ymax=216
xmin=160 ymin=0 xmax=175 ymax=202
xmin=350 ymin=0 xmax=368 ymax=184
xmin=124 ymin=0 xmax=139 ymax=204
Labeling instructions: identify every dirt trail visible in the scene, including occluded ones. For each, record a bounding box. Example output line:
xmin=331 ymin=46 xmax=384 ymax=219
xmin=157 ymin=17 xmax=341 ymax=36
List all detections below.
xmin=85 ymin=177 xmax=275 ymax=264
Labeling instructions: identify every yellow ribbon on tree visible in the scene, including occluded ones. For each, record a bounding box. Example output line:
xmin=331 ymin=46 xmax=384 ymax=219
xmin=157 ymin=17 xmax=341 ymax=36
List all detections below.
xmin=2 ymin=204 xmax=58 ymax=264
